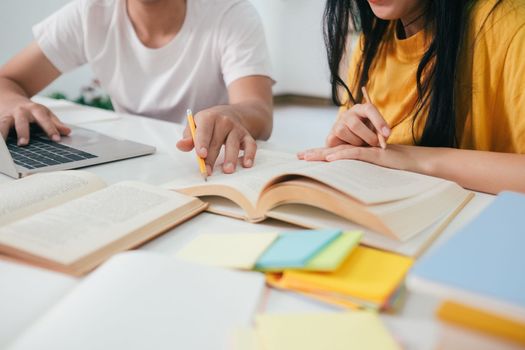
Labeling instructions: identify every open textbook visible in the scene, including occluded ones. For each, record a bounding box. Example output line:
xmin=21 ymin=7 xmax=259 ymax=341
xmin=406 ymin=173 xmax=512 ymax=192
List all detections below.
xmin=0 ymin=171 xmax=206 ymax=275
xmin=164 ymin=149 xmax=473 ymax=256
xmin=7 ymin=252 xmax=265 ymax=350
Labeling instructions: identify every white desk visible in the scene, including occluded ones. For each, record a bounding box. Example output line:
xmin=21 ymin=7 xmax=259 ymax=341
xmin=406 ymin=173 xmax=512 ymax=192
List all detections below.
xmin=0 ymin=100 xmax=501 ymax=350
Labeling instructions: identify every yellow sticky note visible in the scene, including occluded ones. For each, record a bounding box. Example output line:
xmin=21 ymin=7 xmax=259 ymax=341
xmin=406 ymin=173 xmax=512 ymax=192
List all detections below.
xmin=176 ymin=233 xmax=278 ymax=269
xmin=232 ymin=328 xmax=261 ymax=350
xmin=281 ymin=246 xmax=413 ymax=305
xmin=256 ymin=312 xmax=401 ymax=350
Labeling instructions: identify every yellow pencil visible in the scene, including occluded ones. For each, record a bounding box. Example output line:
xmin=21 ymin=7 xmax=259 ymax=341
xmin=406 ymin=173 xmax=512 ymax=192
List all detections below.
xmin=186 ymin=109 xmax=208 ymax=181
xmin=361 ymin=87 xmax=387 ymax=150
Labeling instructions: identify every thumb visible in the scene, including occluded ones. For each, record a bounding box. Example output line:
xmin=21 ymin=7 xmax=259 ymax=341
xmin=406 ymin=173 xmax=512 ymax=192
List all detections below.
xmin=182 ymin=125 xmax=192 ymax=139
xmin=176 ymin=126 xmax=195 ymax=151
xmin=326 ymin=133 xmax=346 ymax=147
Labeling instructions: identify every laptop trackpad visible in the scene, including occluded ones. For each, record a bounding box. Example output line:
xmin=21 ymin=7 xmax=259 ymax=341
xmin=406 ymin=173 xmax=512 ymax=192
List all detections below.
xmin=60 ymin=128 xmax=114 ymax=147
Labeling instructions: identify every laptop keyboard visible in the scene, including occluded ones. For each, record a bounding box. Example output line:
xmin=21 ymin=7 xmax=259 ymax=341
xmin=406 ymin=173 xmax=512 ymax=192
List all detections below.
xmin=6 ymin=135 xmax=98 ymax=169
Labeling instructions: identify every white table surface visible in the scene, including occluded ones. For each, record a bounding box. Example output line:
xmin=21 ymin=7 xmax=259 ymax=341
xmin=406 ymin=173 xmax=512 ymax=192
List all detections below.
xmin=0 ymin=99 xmax=504 ymax=350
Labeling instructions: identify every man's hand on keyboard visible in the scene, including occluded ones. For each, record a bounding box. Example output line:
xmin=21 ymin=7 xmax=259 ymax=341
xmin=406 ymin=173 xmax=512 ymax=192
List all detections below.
xmin=0 ymin=100 xmax=71 ymax=146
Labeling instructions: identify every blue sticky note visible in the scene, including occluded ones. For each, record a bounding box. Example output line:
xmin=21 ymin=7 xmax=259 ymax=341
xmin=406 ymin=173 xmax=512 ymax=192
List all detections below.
xmin=255 ymin=229 xmax=342 ymax=270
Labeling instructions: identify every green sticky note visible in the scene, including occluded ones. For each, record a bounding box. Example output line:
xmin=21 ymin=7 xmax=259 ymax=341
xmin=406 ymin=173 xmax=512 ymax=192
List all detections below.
xmin=255 ymin=229 xmax=342 ymax=271
xmin=305 ymin=231 xmax=362 ymax=271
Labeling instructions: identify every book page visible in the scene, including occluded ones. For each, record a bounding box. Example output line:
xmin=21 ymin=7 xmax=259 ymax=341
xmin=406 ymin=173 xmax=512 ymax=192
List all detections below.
xmin=203 ymin=196 xmax=248 ymax=220
xmin=0 ymin=171 xmax=106 ymax=227
xmin=0 ymin=182 xmax=200 ymax=266
xmin=164 ymin=150 xmax=303 ymax=205
xmin=291 ymin=160 xmax=445 ymax=204
xmin=9 ymin=251 xmax=265 ymax=350
xmin=267 ymin=204 xmax=456 ymax=257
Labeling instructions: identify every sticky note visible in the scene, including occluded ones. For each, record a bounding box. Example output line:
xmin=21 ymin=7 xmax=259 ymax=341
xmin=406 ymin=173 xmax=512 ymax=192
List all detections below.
xmin=176 ymin=232 xmax=278 ymax=269
xmin=256 ymin=312 xmax=401 ymax=350
xmin=255 ymin=229 xmax=341 ymax=270
xmin=281 ymin=246 xmax=414 ymax=305
xmin=305 ymin=231 xmax=362 ymax=271
xmin=232 ymin=328 xmax=260 ymax=350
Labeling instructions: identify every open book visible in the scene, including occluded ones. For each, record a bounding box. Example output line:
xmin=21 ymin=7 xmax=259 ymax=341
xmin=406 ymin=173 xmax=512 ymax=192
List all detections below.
xmin=0 ymin=171 xmax=206 ymax=275
xmin=164 ymin=150 xmax=472 ymax=255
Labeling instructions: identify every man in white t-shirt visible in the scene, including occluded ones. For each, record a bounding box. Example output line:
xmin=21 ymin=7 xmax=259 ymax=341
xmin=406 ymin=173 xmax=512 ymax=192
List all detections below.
xmin=0 ymin=0 xmax=273 ymax=174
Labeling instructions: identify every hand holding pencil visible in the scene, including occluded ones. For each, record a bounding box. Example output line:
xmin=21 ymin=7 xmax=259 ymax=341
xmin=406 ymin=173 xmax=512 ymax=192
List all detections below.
xmin=186 ymin=109 xmax=208 ymax=181
xmin=324 ymin=86 xmax=391 ymax=149
xmin=361 ymin=87 xmax=387 ymax=150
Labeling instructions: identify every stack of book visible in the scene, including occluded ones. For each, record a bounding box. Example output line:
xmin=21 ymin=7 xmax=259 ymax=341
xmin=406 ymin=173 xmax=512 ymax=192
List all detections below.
xmin=408 ymin=192 xmax=525 ymax=346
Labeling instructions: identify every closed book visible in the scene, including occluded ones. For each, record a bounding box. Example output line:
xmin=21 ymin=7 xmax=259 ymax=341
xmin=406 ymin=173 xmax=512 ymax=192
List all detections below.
xmin=407 ymin=192 xmax=525 ymax=344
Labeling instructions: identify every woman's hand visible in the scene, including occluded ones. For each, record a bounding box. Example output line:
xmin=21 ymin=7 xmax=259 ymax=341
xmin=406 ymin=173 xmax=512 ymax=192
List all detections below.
xmin=298 ymin=144 xmax=429 ymax=174
xmin=326 ymin=103 xmax=391 ymax=148
xmin=176 ymin=105 xmax=257 ymax=175
xmin=0 ymin=100 xmax=71 ymax=145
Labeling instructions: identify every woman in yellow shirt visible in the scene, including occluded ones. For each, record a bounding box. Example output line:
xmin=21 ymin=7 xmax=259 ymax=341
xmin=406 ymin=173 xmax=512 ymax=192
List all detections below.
xmin=299 ymin=0 xmax=525 ymax=194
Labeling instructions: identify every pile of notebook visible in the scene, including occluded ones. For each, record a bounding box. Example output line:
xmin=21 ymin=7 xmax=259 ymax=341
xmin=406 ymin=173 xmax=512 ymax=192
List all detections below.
xmin=7 ymin=252 xmax=265 ymax=350
xmin=177 ymin=228 xmax=414 ymax=310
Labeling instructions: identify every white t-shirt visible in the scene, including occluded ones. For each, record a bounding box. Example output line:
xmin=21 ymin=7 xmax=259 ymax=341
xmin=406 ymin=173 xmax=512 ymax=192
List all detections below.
xmin=33 ymin=0 xmax=273 ymax=123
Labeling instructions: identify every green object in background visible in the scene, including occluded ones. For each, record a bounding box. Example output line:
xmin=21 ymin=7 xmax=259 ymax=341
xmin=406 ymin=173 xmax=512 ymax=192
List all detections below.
xmin=48 ymin=92 xmax=68 ymax=101
xmin=74 ymin=95 xmax=113 ymax=111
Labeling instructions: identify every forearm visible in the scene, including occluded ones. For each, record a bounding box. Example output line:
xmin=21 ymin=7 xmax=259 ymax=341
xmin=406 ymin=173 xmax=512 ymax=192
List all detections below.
xmin=421 ymin=147 xmax=525 ymax=194
xmin=229 ymin=99 xmax=273 ymax=140
xmin=302 ymin=144 xmax=525 ymax=194
xmin=224 ymin=75 xmax=274 ymax=141
xmin=0 ymin=42 xmax=61 ymax=114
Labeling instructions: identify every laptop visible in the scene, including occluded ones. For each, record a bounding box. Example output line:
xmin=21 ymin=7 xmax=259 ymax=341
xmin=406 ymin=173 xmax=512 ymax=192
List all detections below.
xmin=0 ymin=125 xmax=156 ymax=179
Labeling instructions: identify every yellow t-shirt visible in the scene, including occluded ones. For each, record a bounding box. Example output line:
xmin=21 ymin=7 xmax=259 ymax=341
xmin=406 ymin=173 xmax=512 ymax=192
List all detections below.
xmin=344 ymin=0 xmax=525 ymax=153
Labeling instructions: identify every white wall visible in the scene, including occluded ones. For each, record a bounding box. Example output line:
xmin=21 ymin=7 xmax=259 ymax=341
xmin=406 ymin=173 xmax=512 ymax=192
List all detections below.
xmin=250 ymin=0 xmax=331 ymax=98
xmin=0 ymin=0 xmax=331 ymax=98
xmin=0 ymin=0 xmax=92 ymax=98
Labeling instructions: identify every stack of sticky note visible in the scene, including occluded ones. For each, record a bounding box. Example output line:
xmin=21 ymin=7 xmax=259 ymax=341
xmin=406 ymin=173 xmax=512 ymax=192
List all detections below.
xmin=176 ymin=229 xmax=362 ymax=272
xmin=177 ymin=229 xmax=412 ymax=310
xmin=267 ymin=246 xmax=414 ymax=310
xmin=234 ymin=311 xmax=401 ymax=350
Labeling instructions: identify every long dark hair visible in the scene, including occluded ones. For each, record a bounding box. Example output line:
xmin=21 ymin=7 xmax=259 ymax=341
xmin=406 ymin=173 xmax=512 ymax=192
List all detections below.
xmin=324 ymin=0 xmax=492 ymax=147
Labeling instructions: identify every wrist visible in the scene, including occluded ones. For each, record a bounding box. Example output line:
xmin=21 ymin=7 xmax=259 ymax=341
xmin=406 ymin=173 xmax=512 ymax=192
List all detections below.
xmin=417 ymin=147 xmax=443 ymax=177
xmin=0 ymin=96 xmax=31 ymax=116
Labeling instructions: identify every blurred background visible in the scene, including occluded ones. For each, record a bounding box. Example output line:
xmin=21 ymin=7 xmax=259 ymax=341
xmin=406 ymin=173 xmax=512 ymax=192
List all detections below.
xmin=0 ymin=0 xmax=333 ymax=103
